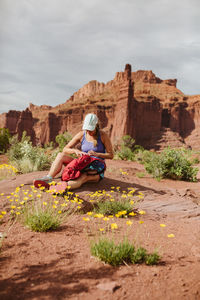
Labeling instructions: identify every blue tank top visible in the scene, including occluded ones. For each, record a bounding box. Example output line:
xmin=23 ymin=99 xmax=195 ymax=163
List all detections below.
xmin=81 ymin=131 xmax=106 ymax=154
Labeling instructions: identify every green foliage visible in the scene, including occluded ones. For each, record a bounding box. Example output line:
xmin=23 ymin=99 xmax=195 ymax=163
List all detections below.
xmin=115 ymin=135 xmax=144 ymax=161
xmin=55 ymin=131 xmax=72 ymax=151
xmin=0 ymin=128 xmax=10 ymax=154
xmin=136 ymin=172 xmax=145 ymax=178
xmin=91 ymin=238 xmax=135 ymax=266
xmin=43 ymin=141 xmax=55 ymax=150
xmin=94 ymin=199 xmax=133 ymax=216
xmin=143 ymin=147 xmax=198 ymax=182
xmin=91 ymin=238 xmax=160 ymax=266
xmin=8 ymin=131 xmax=53 ymax=173
xmin=131 ymin=247 xmax=147 ymax=263
xmin=115 ymin=145 xmax=135 ymax=161
xmin=24 ymin=211 xmax=60 ymax=232
xmin=145 ymin=252 xmax=160 ymax=265
xmin=122 ymin=135 xmax=136 ymax=151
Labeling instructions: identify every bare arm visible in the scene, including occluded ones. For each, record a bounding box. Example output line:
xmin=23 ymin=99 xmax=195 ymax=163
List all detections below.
xmin=88 ymin=131 xmax=114 ymax=159
xmin=63 ymin=131 xmax=85 ymax=157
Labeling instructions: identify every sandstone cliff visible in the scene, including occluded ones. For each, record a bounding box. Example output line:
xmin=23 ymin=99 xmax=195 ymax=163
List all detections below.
xmin=0 ymin=64 xmax=200 ymax=150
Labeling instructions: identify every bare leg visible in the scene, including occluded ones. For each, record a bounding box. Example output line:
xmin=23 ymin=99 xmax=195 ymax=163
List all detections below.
xmin=48 ymin=152 xmax=74 ymax=178
xmin=68 ymin=173 xmax=100 ymax=190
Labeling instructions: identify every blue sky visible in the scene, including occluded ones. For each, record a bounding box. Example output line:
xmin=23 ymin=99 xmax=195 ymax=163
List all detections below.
xmin=0 ymin=0 xmax=200 ymax=113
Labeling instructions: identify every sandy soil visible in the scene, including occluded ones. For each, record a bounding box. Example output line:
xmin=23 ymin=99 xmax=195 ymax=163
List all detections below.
xmin=0 ymin=159 xmax=200 ymax=300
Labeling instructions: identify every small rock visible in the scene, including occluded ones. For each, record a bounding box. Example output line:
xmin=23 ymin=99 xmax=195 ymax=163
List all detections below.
xmin=97 ymin=281 xmax=121 ymax=292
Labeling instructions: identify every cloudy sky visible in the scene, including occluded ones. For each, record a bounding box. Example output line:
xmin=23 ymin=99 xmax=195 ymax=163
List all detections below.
xmin=0 ymin=0 xmax=199 ymax=113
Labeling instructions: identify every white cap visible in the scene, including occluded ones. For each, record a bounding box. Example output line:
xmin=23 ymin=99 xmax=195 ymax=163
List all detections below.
xmin=82 ymin=113 xmax=98 ymax=131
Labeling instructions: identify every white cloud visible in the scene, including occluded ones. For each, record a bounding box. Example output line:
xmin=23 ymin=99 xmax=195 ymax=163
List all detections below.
xmin=0 ymin=0 xmax=200 ymax=113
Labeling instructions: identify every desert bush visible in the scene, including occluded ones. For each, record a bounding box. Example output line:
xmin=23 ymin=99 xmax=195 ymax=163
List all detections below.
xmin=55 ymin=131 xmax=72 ymax=151
xmin=43 ymin=141 xmax=55 ymax=150
xmin=115 ymin=135 xmax=144 ymax=161
xmin=9 ymin=184 xmax=82 ymax=232
xmin=8 ymin=131 xmax=53 ymax=173
xmin=0 ymin=128 xmax=10 ymax=154
xmin=87 ymin=187 xmax=139 ymax=217
xmin=0 ymin=164 xmax=18 ymax=180
xmin=91 ymin=238 xmax=160 ymax=266
xmin=94 ymin=199 xmax=133 ymax=217
xmin=143 ymin=147 xmax=198 ymax=181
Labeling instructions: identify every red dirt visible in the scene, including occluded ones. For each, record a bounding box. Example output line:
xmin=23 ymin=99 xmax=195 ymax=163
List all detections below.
xmin=0 ymin=159 xmax=200 ymax=300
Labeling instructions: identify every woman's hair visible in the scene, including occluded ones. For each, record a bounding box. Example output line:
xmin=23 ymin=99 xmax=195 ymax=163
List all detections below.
xmin=93 ymin=124 xmax=100 ymax=147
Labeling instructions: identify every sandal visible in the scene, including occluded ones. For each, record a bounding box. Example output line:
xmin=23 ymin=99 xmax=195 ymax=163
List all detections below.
xmin=33 ymin=179 xmax=50 ymax=189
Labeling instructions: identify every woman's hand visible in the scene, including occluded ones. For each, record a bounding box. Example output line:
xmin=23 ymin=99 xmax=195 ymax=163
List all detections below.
xmin=74 ymin=149 xmax=86 ymax=157
xmin=88 ymin=150 xmax=97 ymax=156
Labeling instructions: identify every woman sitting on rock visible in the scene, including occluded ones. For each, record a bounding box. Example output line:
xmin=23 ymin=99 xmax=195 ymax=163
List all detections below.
xmin=34 ymin=113 xmax=113 ymax=191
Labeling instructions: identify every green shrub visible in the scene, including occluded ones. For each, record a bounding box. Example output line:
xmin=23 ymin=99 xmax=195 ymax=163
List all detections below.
xmin=145 ymin=252 xmax=160 ymax=265
xmin=8 ymin=131 xmax=53 ymax=173
xmin=94 ymin=199 xmax=133 ymax=217
xmin=115 ymin=145 xmax=135 ymax=161
xmin=144 ymin=147 xmax=198 ymax=182
xmin=122 ymin=135 xmax=136 ymax=151
xmin=24 ymin=211 xmax=60 ymax=232
xmin=136 ymin=172 xmax=145 ymax=178
xmin=91 ymin=238 xmax=135 ymax=266
xmin=0 ymin=128 xmax=10 ymax=153
xmin=55 ymin=131 xmax=72 ymax=151
xmin=91 ymin=238 xmax=160 ymax=266
xmin=115 ymin=135 xmax=144 ymax=161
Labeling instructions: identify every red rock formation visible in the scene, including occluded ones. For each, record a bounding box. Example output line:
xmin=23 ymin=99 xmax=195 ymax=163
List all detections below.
xmin=0 ymin=64 xmax=200 ymax=150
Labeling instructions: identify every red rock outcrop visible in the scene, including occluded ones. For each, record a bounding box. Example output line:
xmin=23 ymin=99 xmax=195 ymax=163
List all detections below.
xmin=0 ymin=64 xmax=200 ymax=150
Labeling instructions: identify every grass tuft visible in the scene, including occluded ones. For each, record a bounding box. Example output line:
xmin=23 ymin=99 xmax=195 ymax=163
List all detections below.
xmin=91 ymin=238 xmax=160 ymax=266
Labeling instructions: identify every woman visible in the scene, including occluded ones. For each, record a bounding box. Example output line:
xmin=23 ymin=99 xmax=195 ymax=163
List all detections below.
xmin=34 ymin=113 xmax=113 ymax=191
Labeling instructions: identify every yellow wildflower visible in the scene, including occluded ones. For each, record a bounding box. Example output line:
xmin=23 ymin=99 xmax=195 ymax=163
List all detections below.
xmin=83 ymin=217 xmax=90 ymax=221
xmin=126 ymin=220 xmax=133 ymax=226
xmin=99 ymin=228 xmax=104 ymax=232
xmin=94 ymin=213 xmax=104 ymax=218
xmin=167 ymin=234 xmax=175 ymax=238
xmin=129 ymin=212 xmax=136 ymax=216
xmin=139 ymin=210 xmax=146 ymax=215
xmin=103 ymin=217 xmax=109 ymax=221
xmin=43 ymin=202 xmax=47 ymax=206
xmin=1 ymin=211 xmax=6 ymax=215
xmin=160 ymin=224 xmax=166 ymax=227
xmin=139 ymin=220 xmax=144 ymax=224
xmin=111 ymin=223 xmax=118 ymax=230
xmin=87 ymin=212 xmax=93 ymax=216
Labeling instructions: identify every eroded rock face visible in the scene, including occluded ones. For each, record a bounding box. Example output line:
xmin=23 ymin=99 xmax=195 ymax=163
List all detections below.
xmin=0 ymin=64 xmax=200 ymax=150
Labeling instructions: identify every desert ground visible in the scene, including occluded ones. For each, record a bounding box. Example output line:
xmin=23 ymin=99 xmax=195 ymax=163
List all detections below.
xmin=0 ymin=158 xmax=200 ymax=300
